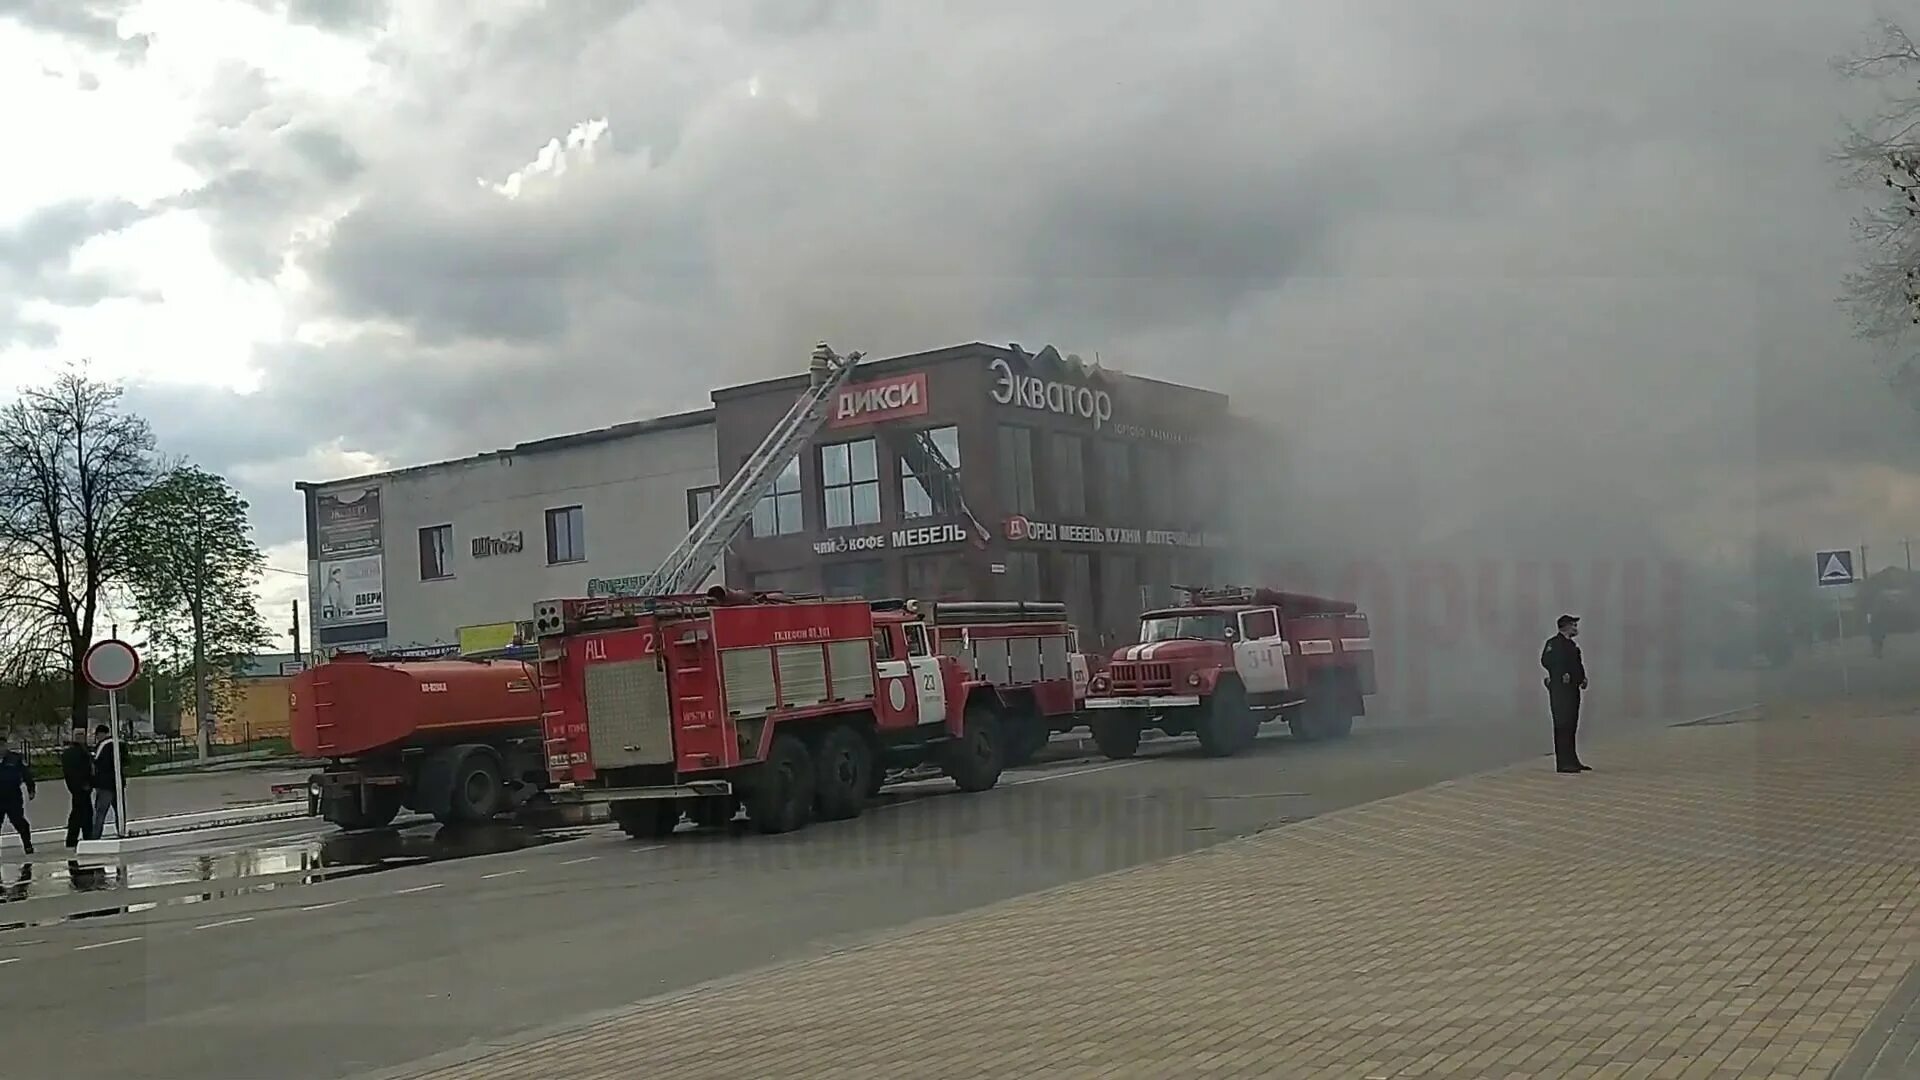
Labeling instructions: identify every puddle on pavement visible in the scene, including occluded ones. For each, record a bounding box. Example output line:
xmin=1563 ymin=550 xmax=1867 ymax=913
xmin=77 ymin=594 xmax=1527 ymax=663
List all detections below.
xmin=0 ymin=821 xmax=586 ymax=930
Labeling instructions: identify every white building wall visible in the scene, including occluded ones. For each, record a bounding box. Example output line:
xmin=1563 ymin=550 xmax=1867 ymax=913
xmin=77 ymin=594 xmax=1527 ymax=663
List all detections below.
xmin=305 ymin=414 xmax=720 ymax=655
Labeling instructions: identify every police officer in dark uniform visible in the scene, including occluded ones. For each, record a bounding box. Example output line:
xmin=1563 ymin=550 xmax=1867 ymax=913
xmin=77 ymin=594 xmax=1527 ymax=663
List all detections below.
xmin=1541 ymin=614 xmax=1590 ymax=773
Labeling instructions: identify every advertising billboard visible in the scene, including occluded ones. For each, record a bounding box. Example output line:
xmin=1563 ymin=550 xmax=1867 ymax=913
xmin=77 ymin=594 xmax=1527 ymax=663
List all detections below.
xmin=312 ymin=486 xmax=385 ymax=629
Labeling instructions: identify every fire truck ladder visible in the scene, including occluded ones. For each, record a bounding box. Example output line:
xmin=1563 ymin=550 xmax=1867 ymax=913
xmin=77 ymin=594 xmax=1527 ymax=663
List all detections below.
xmin=895 ymin=428 xmax=989 ymax=544
xmin=644 ymin=342 xmax=863 ymax=597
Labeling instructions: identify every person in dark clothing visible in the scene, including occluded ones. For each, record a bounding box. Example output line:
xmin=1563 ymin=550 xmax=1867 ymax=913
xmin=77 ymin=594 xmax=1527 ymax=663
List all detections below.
xmin=0 ymin=732 xmax=36 ymax=854
xmin=1541 ymin=614 xmax=1590 ymax=773
xmin=91 ymin=724 xmax=119 ymax=838
xmin=60 ymin=728 xmax=94 ymax=847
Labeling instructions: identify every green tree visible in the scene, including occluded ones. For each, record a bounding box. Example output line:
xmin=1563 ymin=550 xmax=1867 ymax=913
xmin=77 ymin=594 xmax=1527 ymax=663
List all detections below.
xmin=126 ymin=465 xmax=270 ymax=758
xmin=0 ymin=368 xmax=157 ymax=729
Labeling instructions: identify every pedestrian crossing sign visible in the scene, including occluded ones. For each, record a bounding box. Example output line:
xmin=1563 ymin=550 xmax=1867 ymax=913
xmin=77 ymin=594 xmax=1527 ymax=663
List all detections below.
xmin=1816 ymin=549 xmax=1856 ymax=587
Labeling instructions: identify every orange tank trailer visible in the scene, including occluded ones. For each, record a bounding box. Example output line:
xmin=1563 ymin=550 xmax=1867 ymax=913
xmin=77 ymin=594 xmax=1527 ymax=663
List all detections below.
xmin=292 ymin=654 xmax=547 ymax=829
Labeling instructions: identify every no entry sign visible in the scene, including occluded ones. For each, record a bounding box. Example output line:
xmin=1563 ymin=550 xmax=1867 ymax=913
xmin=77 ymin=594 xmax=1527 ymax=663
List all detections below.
xmin=83 ymin=639 xmax=141 ymax=691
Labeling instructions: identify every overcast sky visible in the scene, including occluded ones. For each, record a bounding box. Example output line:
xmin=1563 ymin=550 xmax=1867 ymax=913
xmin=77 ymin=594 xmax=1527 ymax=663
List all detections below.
xmin=2 ymin=0 xmax=1918 ymax=631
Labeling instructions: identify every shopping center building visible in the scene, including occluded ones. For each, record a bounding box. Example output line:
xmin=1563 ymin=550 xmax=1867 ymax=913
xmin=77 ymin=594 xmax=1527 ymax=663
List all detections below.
xmin=712 ymin=342 xmax=1250 ymax=649
xmin=297 ymin=341 xmax=1270 ymax=659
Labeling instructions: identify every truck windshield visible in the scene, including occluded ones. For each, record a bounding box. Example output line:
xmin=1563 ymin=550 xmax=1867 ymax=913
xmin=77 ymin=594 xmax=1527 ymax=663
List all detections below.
xmin=1139 ymin=614 xmax=1232 ymax=643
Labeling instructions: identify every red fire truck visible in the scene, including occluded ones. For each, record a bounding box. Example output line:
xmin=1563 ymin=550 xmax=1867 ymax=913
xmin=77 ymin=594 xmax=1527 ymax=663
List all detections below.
xmin=1083 ymin=586 xmax=1376 ymax=759
xmin=534 ymin=587 xmax=1011 ymax=838
xmin=915 ymin=599 xmax=1089 ymax=766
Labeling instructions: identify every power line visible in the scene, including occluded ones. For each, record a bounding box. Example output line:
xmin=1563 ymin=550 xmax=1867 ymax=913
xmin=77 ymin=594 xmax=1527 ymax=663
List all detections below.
xmin=263 ymin=565 xmax=309 ymax=579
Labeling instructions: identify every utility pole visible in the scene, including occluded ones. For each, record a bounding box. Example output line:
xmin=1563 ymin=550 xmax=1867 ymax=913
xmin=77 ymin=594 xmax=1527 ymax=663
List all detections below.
xmin=290 ymin=600 xmax=303 ymax=663
xmin=1906 ymin=537 xmax=1913 ymax=575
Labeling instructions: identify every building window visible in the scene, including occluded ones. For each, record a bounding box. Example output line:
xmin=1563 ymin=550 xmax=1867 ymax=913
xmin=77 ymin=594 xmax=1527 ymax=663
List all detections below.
xmin=751 ymin=457 xmax=804 ymax=537
xmin=1052 ymin=432 xmax=1087 ymax=517
xmin=1134 ymin=444 xmax=1166 ymax=520
xmin=546 ymin=505 xmax=586 ymax=564
xmin=821 ymin=439 xmax=880 ymax=530
xmin=900 ymin=425 xmax=961 ymax=520
xmin=1058 ymin=551 xmax=1094 ymax=633
xmin=997 ymin=425 xmax=1037 ymax=516
xmin=822 ymin=559 xmax=887 ymax=599
xmin=999 ymin=551 xmax=1042 ymax=601
xmin=686 ymin=485 xmax=718 ymax=529
xmin=1099 ymin=554 xmax=1138 ymax=643
xmin=419 ymin=525 xmax=453 ymax=581
xmin=905 ymin=554 xmax=968 ymax=600
xmin=750 ymin=567 xmax=811 ymax=593
xmin=1098 ymin=442 xmax=1132 ymax=518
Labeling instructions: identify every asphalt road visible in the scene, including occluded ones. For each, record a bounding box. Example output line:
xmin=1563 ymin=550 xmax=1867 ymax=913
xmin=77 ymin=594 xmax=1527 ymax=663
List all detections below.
xmin=0 ymin=639 xmax=1898 ymax=1080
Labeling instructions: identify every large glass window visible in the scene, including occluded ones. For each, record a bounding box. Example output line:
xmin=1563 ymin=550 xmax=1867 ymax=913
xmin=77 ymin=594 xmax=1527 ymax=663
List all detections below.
xmin=1058 ymin=551 xmax=1094 ymax=633
xmin=821 ymin=439 xmax=880 ymax=529
xmin=997 ymin=425 xmax=1037 ymax=515
xmin=1134 ymin=444 xmax=1166 ymax=520
xmin=900 ymin=425 xmax=961 ymax=520
xmin=419 ymin=525 xmax=453 ymax=580
xmin=545 ymin=506 xmax=585 ymax=564
xmin=822 ymin=559 xmax=887 ymax=598
xmin=1099 ymin=554 xmax=1138 ymax=636
xmin=905 ymin=554 xmax=969 ymax=600
xmin=1098 ymin=442 xmax=1133 ymax=518
xmin=751 ymin=457 xmax=804 ymax=537
xmin=999 ymin=551 xmax=1042 ymax=601
xmin=686 ymin=485 xmax=717 ymax=529
xmin=1052 ymin=432 xmax=1087 ymax=517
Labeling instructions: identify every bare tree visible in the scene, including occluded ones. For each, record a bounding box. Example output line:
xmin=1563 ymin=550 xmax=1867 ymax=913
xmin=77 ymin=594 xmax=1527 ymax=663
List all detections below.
xmin=1834 ymin=18 xmax=1920 ymax=404
xmin=0 ymin=367 xmax=157 ymax=729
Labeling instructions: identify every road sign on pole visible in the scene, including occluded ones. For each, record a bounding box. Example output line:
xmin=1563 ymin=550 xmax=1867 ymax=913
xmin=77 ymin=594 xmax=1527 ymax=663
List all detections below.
xmin=1816 ymin=549 xmax=1857 ymax=588
xmin=82 ymin=639 xmax=140 ymax=839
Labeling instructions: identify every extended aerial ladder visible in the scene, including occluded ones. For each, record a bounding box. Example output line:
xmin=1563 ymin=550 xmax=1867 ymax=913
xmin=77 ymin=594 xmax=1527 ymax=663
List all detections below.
xmin=642 ymin=343 xmax=862 ymax=597
xmin=892 ymin=428 xmax=990 ymax=546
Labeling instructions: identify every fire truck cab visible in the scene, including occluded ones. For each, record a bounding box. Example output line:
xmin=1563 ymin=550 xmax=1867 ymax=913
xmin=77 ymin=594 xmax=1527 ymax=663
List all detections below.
xmin=1083 ymin=585 xmax=1376 ymax=759
xmin=534 ymin=587 xmax=1009 ymax=838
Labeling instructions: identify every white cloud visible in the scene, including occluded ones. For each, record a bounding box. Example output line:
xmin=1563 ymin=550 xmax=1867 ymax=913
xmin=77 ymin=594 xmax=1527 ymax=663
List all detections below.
xmin=481 ymin=117 xmax=611 ymax=199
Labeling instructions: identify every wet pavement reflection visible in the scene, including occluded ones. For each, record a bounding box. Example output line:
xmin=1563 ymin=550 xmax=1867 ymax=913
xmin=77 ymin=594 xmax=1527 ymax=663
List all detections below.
xmin=0 ymin=820 xmax=584 ymax=931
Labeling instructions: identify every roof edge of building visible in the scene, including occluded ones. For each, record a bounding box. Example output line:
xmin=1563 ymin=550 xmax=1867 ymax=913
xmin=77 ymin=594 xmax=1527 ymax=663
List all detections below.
xmin=295 ymin=406 xmax=716 ymax=492
xmin=712 ymin=342 xmax=1006 ymax=402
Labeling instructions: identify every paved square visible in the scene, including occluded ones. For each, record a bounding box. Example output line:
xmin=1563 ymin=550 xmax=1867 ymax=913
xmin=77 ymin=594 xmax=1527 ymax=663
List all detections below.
xmin=388 ymin=709 xmax=1920 ymax=1079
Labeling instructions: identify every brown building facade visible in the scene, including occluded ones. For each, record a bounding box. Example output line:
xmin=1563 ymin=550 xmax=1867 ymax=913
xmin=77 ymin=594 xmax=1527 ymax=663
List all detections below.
xmin=710 ymin=343 xmax=1236 ymax=649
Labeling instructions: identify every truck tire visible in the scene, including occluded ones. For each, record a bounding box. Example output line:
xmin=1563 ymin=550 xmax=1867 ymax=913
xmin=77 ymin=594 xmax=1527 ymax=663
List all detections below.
xmin=745 ymin=733 xmax=815 ymax=835
xmin=442 ymin=745 xmax=506 ymax=824
xmin=813 ymin=725 xmax=873 ymax=822
xmin=1089 ymin=714 xmax=1143 ymax=760
xmin=1197 ymin=681 xmax=1257 ymax=757
xmin=944 ymin=703 xmax=1005 ymax=793
xmin=611 ymin=799 xmax=681 ymax=839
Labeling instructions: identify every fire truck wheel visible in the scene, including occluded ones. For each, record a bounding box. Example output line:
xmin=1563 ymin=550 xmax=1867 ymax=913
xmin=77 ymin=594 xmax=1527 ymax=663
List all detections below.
xmin=1089 ymin=715 xmax=1142 ymax=759
xmin=1197 ymin=681 xmax=1256 ymax=757
xmin=813 ymin=725 xmax=873 ymax=821
xmin=945 ymin=704 xmax=1005 ymax=793
xmin=440 ymin=746 xmax=506 ymax=823
xmin=611 ymin=799 xmax=681 ymax=839
xmin=746 ymin=733 xmax=816 ymax=834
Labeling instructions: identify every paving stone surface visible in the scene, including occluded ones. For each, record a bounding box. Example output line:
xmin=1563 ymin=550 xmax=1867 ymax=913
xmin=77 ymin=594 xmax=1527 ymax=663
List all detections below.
xmin=390 ymin=708 xmax=1920 ymax=1079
